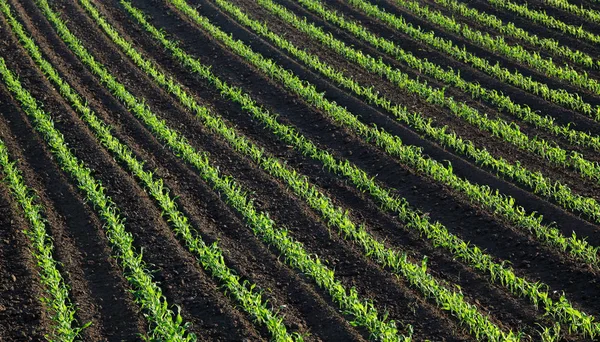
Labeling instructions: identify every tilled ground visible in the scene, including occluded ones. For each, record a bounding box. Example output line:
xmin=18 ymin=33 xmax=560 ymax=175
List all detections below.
xmin=1 ymin=0 xmax=600 ymax=341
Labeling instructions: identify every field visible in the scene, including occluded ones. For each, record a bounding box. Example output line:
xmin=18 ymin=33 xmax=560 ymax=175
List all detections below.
xmin=2 ymin=0 xmax=600 ymax=340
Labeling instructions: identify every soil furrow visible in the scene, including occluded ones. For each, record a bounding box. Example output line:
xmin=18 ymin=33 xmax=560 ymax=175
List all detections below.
xmin=0 ymin=143 xmax=46 ymax=342
xmin=300 ymin=0 xmax=600 ymax=133
xmin=151 ymin=0 xmax=600 ymax=320
xmin=466 ymin=0 xmax=600 ymax=59
xmin=0 ymin=57 xmax=146 ymax=341
xmin=96 ymin=0 xmax=600 ymax=336
xmin=420 ymin=0 xmax=600 ymax=80
xmin=18 ymin=0 xmax=392 ymax=339
xmin=5 ymin=1 xmax=271 ymax=340
xmin=227 ymin=0 xmax=600 ymax=224
xmin=102 ymin=0 xmax=558 ymax=335
xmin=370 ymin=0 xmax=600 ymax=104
xmin=56 ymin=0 xmax=496 ymax=339
xmin=2 ymin=0 xmax=599 ymax=340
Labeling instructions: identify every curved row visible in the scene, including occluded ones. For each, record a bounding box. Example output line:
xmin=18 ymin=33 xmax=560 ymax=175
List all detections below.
xmin=432 ymin=0 xmax=599 ymax=68
xmin=34 ymin=0 xmax=411 ymax=339
xmin=543 ymin=0 xmax=600 ymax=24
xmin=85 ymin=0 xmax=524 ymax=338
xmin=340 ymin=0 xmax=600 ymax=120
xmin=387 ymin=0 xmax=600 ymax=95
xmin=119 ymin=0 xmax=600 ymax=338
xmin=0 ymin=55 xmax=194 ymax=341
xmin=0 ymin=1 xmax=300 ymax=339
xmin=167 ymin=0 xmax=600 ymax=270
xmin=0 ymin=136 xmax=84 ymax=340
xmin=287 ymin=0 xmax=600 ymax=151
xmin=242 ymin=0 xmax=600 ymax=224
xmin=487 ymin=0 xmax=600 ymax=44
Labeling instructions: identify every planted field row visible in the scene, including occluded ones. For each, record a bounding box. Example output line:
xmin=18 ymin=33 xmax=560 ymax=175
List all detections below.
xmin=1 ymin=1 xmax=298 ymax=339
xmin=342 ymin=0 xmax=600 ymax=120
xmin=487 ymin=0 xmax=600 ymax=44
xmin=0 ymin=0 xmax=599 ymax=341
xmin=230 ymin=0 xmax=600 ymax=226
xmin=433 ymin=0 xmax=599 ymax=69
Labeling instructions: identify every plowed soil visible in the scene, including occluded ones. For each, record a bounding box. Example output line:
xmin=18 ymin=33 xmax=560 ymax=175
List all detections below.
xmin=1 ymin=0 xmax=600 ymax=341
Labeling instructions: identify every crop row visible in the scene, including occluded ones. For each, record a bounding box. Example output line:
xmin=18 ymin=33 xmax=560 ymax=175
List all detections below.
xmin=487 ymin=0 xmax=600 ymax=44
xmin=0 ymin=55 xmax=193 ymax=340
xmin=35 ymin=0 xmax=413 ymax=339
xmin=87 ymin=0 xmax=523 ymax=338
xmin=261 ymin=0 xmax=600 ymax=183
xmin=292 ymin=0 xmax=600 ymax=153
xmin=544 ymin=0 xmax=600 ymax=24
xmin=341 ymin=0 xmax=600 ymax=120
xmin=390 ymin=0 xmax=600 ymax=97
xmin=120 ymin=0 xmax=600 ymax=338
xmin=0 ymin=1 xmax=301 ymax=340
xmin=433 ymin=0 xmax=598 ymax=68
xmin=246 ymin=0 xmax=600 ymax=225
xmin=0 ymin=132 xmax=84 ymax=340
xmin=190 ymin=0 xmax=600 ymax=270
xmin=89 ymin=0 xmax=511 ymax=337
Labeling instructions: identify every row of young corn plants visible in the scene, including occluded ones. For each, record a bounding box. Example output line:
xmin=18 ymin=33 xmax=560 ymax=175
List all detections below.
xmin=291 ymin=0 xmax=600 ymax=153
xmin=167 ymin=0 xmax=600 ymax=268
xmin=119 ymin=0 xmax=600 ymax=338
xmin=335 ymin=0 xmax=600 ymax=120
xmin=0 ymin=56 xmax=194 ymax=341
xmin=213 ymin=0 xmax=600 ymax=235
xmin=486 ymin=0 xmax=600 ymax=44
xmin=1 ymin=2 xmax=299 ymax=340
xmin=378 ymin=0 xmax=600 ymax=99
xmin=35 ymin=0 xmax=410 ymax=339
xmin=89 ymin=1 xmax=519 ymax=339
xmin=0 ymin=137 xmax=85 ymax=341
xmin=432 ymin=0 xmax=598 ymax=68
xmin=246 ymin=0 xmax=600 ymax=224
xmin=543 ymin=0 xmax=600 ymax=24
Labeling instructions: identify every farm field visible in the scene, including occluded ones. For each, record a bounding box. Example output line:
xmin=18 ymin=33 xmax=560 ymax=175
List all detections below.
xmin=2 ymin=0 xmax=600 ymax=340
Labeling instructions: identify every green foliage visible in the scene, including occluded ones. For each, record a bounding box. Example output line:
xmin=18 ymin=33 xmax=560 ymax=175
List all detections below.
xmin=0 ymin=54 xmax=192 ymax=341
xmin=4 ymin=0 xmax=299 ymax=340
xmin=36 ymin=0 xmax=409 ymax=339
xmin=390 ymin=0 xmax=600 ymax=92
xmin=131 ymin=0 xmax=600 ymax=338
xmin=342 ymin=0 xmax=600 ymax=120
xmin=0 ymin=138 xmax=85 ymax=341
xmin=295 ymin=0 xmax=600 ymax=151
xmin=1 ymin=1 xmax=195 ymax=340
xmin=435 ymin=0 xmax=598 ymax=68
xmin=488 ymin=0 xmax=600 ymax=44
xmin=254 ymin=0 xmax=600 ymax=224
xmin=168 ymin=0 xmax=600 ymax=271
xmin=112 ymin=0 xmax=520 ymax=339
xmin=543 ymin=0 xmax=600 ymax=25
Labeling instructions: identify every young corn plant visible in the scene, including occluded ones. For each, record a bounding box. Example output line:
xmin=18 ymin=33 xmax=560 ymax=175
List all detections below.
xmin=248 ymin=0 xmax=600 ymax=224
xmin=167 ymin=0 xmax=600 ymax=269
xmin=543 ymin=0 xmax=600 ymax=25
xmin=125 ymin=0 xmax=600 ymax=338
xmin=339 ymin=0 xmax=600 ymax=120
xmin=1 ymin=2 xmax=300 ymax=340
xmin=0 ymin=139 xmax=88 ymax=341
xmin=35 ymin=0 xmax=410 ymax=339
xmin=87 ymin=0 xmax=520 ymax=339
xmin=388 ymin=0 xmax=600 ymax=94
xmin=487 ymin=0 xmax=600 ymax=44
xmin=0 ymin=56 xmax=194 ymax=341
xmin=295 ymin=0 xmax=600 ymax=150
xmin=433 ymin=0 xmax=599 ymax=68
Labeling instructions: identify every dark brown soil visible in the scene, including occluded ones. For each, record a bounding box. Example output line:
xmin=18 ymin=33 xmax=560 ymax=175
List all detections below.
xmin=1 ymin=0 xmax=600 ymax=341
xmin=0 ymin=149 xmax=46 ymax=342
